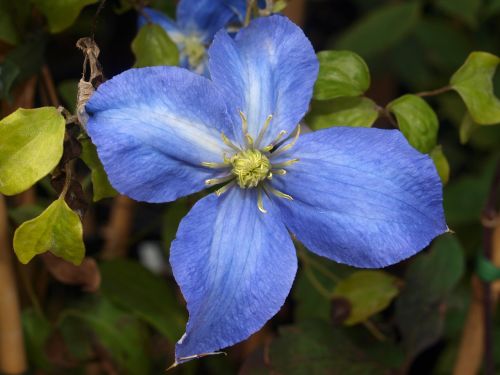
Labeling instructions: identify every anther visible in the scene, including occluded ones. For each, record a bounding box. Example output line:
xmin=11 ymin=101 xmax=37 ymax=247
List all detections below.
xmin=272 ymin=159 xmax=299 ymax=168
xmin=215 ymin=181 xmax=236 ymax=196
xmin=264 ymin=185 xmax=293 ymax=200
xmin=221 ymin=132 xmax=241 ymax=152
xmin=271 ymin=169 xmax=287 ymax=175
xmin=271 ymin=125 xmax=301 ymax=157
xmin=257 ymin=188 xmax=267 ymax=213
xmin=205 ymin=175 xmax=234 ymax=186
xmin=255 ymin=114 xmax=273 ymax=148
xmin=262 ymin=130 xmax=287 ymax=152
xmin=201 ymin=161 xmax=231 ymax=169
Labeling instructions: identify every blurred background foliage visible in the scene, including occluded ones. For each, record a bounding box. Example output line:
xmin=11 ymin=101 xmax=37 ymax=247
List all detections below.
xmin=0 ymin=0 xmax=500 ymax=374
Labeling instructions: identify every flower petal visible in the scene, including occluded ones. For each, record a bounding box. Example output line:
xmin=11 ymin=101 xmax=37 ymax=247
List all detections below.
xmin=208 ymin=15 xmax=318 ymax=147
xmin=223 ymin=0 xmax=266 ymax=23
xmin=86 ymin=66 xmax=233 ymax=203
xmin=138 ymin=8 xmax=184 ymax=45
xmin=176 ymin=0 xmax=236 ymax=43
xmin=271 ymin=127 xmax=447 ymax=268
xmin=170 ymin=188 xmax=297 ymax=363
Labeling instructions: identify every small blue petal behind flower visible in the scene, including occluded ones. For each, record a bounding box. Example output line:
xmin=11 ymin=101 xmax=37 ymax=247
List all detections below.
xmin=208 ymin=15 xmax=319 ymax=147
xmin=272 ymin=127 xmax=448 ymax=268
xmin=170 ymin=188 xmax=297 ymax=363
xmin=85 ymin=66 xmax=233 ymax=203
xmin=176 ymin=0 xmax=238 ymax=43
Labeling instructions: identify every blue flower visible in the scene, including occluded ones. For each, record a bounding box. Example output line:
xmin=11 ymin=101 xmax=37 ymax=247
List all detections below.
xmin=138 ymin=0 xmax=259 ymax=74
xmin=86 ymin=15 xmax=447 ymax=365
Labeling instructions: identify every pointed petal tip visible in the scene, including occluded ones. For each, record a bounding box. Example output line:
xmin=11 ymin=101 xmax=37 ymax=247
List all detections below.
xmin=172 ymin=351 xmax=227 ymax=367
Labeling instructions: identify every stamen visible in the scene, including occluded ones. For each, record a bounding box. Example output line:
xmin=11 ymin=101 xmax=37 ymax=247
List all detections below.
xmin=271 ymin=169 xmax=287 ymax=175
xmin=205 ymin=175 xmax=234 ymax=186
xmin=255 ymin=114 xmax=273 ymax=148
xmin=221 ymin=132 xmax=241 ymax=152
xmin=271 ymin=125 xmax=301 ymax=157
xmin=262 ymin=130 xmax=287 ymax=152
xmin=257 ymin=187 xmax=267 ymax=213
xmin=239 ymin=111 xmax=248 ymax=134
xmin=239 ymin=111 xmax=255 ymax=148
xmin=201 ymin=161 xmax=231 ymax=169
xmin=272 ymin=158 xmax=299 ymax=168
xmin=264 ymin=184 xmax=293 ymax=200
xmin=215 ymin=181 xmax=236 ymax=196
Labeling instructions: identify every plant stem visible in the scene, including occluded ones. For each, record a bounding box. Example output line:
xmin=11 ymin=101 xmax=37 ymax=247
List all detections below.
xmin=414 ymin=85 xmax=452 ymax=97
xmin=0 ymin=195 xmax=27 ymax=374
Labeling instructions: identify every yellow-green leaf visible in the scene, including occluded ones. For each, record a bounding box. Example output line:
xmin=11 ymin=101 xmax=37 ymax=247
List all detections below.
xmin=0 ymin=107 xmax=65 ymax=195
xmin=314 ymin=50 xmax=370 ymax=100
xmin=450 ymin=51 xmax=500 ymax=125
xmin=458 ymin=113 xmax=478 ymax=144
xmin=387 ymin=94 xmax=439 ymax=153
xmin=306 ymin=97 xmax=379 ymax=129
xmin=429 ymin=146 xmax=450 ymax=185
xmin=80 ymin=138 xmax=117 ymax=201
xmin=132 ymin=24 xmax=179 ymax=68
xmin=32 ymin=0 xmax=99 ymax=33
xmin=332 ymin=270 xmax=400 ymax=325
xmin=13 ymin=198 xmax=85 ymax=265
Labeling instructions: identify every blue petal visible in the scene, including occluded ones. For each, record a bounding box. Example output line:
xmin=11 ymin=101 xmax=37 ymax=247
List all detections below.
xmin=170 ymin=188 xmax=297 ymax=363
xmin=271 ymin=127 xmax=447 ymax=268
xmin=176 ymin=0 xmax=236 ymax=43
xmin=86 ymin=66 xmax=233 ymax=203
xmin=208 ymin=15 xmax=318 ymax=147
xmin=223 ymin=0 xmax=266 ymax=23
xmin=138 ymin=8 xmax=185 ymax=45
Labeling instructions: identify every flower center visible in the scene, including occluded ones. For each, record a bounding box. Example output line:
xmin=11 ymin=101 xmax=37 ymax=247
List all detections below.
xmin=231 ymin=149 xmax=271 ymax=188
xmin=184 ymin=35 xmax=206 ymax=68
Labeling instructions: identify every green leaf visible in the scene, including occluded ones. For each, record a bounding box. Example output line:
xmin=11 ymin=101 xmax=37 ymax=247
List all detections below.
xmin=387 ymin=94 xmax=439 ymax=153
xmin=269 ymin=320 xmax=388 ymax=375
xmin=336 ymin=2 xmax=420 ymax=58
xmin=22 ymin=309 xmax=52 ymax=371
xmin=8 ymin=204 xmax=45 ymax=225
xmin=443 ymin=159 xmax=498 ymax=225
xmin=0 ymin=107 xmax=65 ymax=195
xmin=0 ymin=59 xmax=20 ymax=99
xmin=458 ymin=113 xmax=478 ymax=144
xmin=0 ymin=0 xmax=30 ymax=45
xmin=61 ymin=297 xmax=151 ymax=375
xmin=13 ymin=198 xmax=85 ymax=265
xmin=332 ymin=271 xmax=400 ymax=325
xmin=306 ymin=97 xmax=378 ymax=129
xmin=57 ymin=79 xmax=79 ymax=113
xmin=435 ymin=0 xmax=481 ymax=27
xmin=429 ymin=146 xmax=450 ymax=185
xmin=450 ymin=51 xmax=500 ymax=125
xmin=32 ymin=0 xmax=99 ymax=33
xmin=395 ymin=234 xmax=464 ymax=359
xmin=488 ymin=0 xmax=500 ymax=15
xmin=314 ymin=51 xmax=370 ymax=100
xmin=414 ymin=18 xmax=470 ymax=72
xmin=99 ymin=259 xmax=185 ymax=343
xmin=132 ymin=24 xmax=179 ymax=68
xmin=162 ymin=198 xmax=190 ymax=252
xmin=80 ymin=138 xmax=117 ymax=201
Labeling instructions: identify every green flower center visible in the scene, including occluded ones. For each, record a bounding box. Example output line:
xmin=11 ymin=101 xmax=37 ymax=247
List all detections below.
xmin=184 ymin=35 xmax=206 ymax=68
xmin=231 ymin=149 xmax=271 ymax=188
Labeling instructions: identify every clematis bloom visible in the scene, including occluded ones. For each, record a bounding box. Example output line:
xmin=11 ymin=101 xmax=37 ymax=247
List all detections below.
xmin=86 ymin=15 xmax=447 ymax=365
xmin=138 ymin=0 xmax=257 ymax=74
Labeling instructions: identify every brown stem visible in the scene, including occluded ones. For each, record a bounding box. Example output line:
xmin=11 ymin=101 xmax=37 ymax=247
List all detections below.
xmin=40 ymin=65 xmax=59 ymax=107
xmin=0 ymin=195 xmax=27 ymax=374
xmin=414 ymin=86 xmax=452 ymax=98
xmin=101 ymin=196 xmax=135 ymax=259
xmin=283 ymin=0 xmax=307 ymax=26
